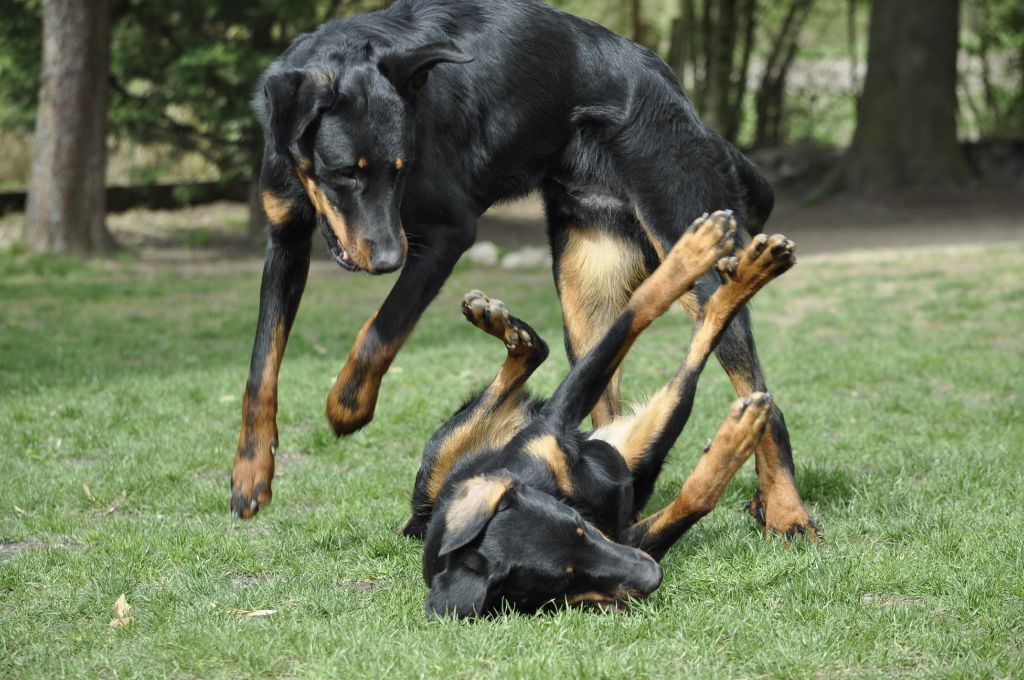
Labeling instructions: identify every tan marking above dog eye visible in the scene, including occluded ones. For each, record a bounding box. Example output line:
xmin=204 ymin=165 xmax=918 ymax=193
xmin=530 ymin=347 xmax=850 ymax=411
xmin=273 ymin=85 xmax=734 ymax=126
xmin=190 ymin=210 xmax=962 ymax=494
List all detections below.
xmin=565 ymin=566 xmax=574 ymax=574
xmin=576 ymin=527 xmax=584 ymax=537
xmin=357 ymin=157 xmax=368 ymax=169
xmin=395 ymin=158 xmax=404 ymax=171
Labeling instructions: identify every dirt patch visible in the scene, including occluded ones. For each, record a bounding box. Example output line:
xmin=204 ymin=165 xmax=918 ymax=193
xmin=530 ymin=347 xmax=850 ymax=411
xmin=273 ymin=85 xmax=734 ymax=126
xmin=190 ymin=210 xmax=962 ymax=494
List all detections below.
xmin=340 ymin=579 xmax=382 ymax=593
xmin=231 ymin=573 xmax=276 ymax=590
xmin=0 ymin=538 xmax=43 ymax=561
xmin=860 ymin=592 xmax=927 ymax=608
xmin=275 ymin=450 xmax=311 ymax=470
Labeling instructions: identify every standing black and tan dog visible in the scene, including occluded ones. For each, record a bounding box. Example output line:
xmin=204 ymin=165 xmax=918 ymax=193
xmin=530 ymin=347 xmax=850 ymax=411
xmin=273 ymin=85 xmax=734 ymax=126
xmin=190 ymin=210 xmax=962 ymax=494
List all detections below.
xmin=406 ymin=211 xmax=793 ymax=617
xmin=232 ymin=0 xmax=817 ymax=540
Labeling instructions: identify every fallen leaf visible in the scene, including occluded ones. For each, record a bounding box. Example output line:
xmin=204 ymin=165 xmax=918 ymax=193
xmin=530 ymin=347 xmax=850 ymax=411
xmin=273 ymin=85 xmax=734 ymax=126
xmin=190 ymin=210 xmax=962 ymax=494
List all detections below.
xmin=14 ymin=505 xmax=27 ymax=516
xmin=102 ymin=491 xmax=128 ymax=516
xmin=225 ymin=607 xmax=277 ymax=618
xmin=83 ymin=483 xmax=97 ymax=503
xmin=219 ymin=395 xmax=236 ymax=403
xmin=110 ymin=593 xmax=133 ymax=627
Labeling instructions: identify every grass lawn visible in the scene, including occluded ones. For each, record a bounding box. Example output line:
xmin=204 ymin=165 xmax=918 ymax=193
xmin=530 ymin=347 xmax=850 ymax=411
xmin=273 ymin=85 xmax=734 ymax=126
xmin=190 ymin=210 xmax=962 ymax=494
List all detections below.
xmin=1 ymin=240 xmax=1022 ymax=678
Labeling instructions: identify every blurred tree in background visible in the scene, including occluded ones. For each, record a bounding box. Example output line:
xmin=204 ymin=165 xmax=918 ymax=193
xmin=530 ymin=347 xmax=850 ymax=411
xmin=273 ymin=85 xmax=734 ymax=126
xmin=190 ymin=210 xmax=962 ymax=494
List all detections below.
xmin=23 ymin=0 xmax=115 ymax=254
xmin=0 ymin=0 xmax=1022 ymax=254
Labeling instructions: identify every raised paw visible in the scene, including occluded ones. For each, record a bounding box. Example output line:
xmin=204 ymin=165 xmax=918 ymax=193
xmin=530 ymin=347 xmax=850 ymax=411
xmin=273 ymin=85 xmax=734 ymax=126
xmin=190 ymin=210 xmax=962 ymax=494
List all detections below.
xmin=721 ymin=233 xmax=796 ymax=290
xmin=462 ymin=290 xmax=535 ymax=355
xmin=231 ymin=441 xmax=275 ymax=519
xmin=666 ymin=210 xmax=737 ymax=282
xmin=713 ymin=392 xmax=772 ymax=463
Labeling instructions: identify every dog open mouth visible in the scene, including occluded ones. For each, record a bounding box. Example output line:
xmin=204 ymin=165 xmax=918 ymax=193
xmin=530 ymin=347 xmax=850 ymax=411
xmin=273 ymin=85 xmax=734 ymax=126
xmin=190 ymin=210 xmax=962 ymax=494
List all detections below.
xmin=319 ymin=220 xmax=361 ymax=272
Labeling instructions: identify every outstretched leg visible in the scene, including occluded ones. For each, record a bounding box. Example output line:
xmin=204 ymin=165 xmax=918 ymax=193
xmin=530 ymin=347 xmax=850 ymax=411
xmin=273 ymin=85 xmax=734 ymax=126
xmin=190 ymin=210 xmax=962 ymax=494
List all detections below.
xmin=231 ymin=162 xmax=315 ymax=519
xmin=536 ymin=211 xmax=736 ymax=434
xmin=403 ymin=291 xmax=549 ymax=537
xmin=589 ymin=232 xmax=796 ymax=514
xmin=714 ymin=310 xmax=819 ymax=539
xmin=326 ymin=219 xmax=475 ymax=436
xmin=544 ymin=183 xmax=656 ymax=427
xmin=626 ymin=394 xmax=772 ymax=561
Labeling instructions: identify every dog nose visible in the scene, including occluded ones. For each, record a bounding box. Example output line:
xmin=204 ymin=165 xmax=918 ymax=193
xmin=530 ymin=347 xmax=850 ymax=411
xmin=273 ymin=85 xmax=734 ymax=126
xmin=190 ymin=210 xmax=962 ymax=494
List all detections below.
xmin=368 ymin=242 xmax=405 ymax=273
xmin=641 ymin=561 xmax=664 ymax=593
xmin=626 ymin=550 xmax=663 ymax=595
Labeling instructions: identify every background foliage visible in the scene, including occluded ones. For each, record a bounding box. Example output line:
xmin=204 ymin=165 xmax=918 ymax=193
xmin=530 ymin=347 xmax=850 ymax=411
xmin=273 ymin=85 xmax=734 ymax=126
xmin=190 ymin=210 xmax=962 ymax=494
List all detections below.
xmin=0 ymin=0 xmax=1022 ymax=189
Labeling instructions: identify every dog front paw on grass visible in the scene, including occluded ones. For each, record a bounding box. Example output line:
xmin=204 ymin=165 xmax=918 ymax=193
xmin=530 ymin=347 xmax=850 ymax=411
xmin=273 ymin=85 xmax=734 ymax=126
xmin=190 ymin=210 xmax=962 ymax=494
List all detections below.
xmin=231 ymin=445 xmax=275 ymax=519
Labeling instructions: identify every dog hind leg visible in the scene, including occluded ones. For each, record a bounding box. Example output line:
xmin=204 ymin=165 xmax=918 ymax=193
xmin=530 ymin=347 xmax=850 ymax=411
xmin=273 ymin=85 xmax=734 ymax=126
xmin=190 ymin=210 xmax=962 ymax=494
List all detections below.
xmin=591 ymin=232 xmax=796 ymax=515
xmin=538 ymin=211 xmax=736 ymax=434
xmin=625 ymin=393 xmax=772 ymax=561
xmin=550 ymin=217 xmax=650 ymax=427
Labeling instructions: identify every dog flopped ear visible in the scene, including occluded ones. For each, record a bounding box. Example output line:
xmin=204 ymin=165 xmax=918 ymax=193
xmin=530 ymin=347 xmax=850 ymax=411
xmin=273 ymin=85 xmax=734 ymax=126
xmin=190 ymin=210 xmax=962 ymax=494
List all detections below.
xmin=378 ymin=41 xmax=473 ymax=94
xmin=263 ymin=69 xmax=335 ymax=158
xmin=438 ymin=476 xmax=510 ymax=556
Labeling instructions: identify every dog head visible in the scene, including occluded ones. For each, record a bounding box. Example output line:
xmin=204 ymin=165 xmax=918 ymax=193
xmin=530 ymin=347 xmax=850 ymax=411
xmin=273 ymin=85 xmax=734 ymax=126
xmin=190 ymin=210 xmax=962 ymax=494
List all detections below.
xmin=261 ymin=41 xmax=471 ymax=273
xmin=423 ymin=476 xmax=664 ymax=619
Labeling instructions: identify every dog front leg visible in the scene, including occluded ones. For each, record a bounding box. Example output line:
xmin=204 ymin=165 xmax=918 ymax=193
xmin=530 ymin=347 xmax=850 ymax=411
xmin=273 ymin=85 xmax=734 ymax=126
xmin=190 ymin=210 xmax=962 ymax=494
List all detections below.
xmin=326 ymin=223 xmax=475 ymax=435
xmin=231 ymin=195 xmax=314 ymax=519
xmin=403 ymin=291 xmax=550 ymax=538
xmin=625 ymin=394 xmax=771 ymax=561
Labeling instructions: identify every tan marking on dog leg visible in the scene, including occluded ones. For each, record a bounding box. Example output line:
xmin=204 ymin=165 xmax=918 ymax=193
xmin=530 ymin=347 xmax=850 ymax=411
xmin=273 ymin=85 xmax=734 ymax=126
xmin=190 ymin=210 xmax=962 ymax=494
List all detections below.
xmin=261 ymin=191 xmax=294 ymax=227
xmin=590 ymin=386 xmax=683 ymax=471
xmin=557 ymin=227 xmax=647 ymax=426
xmin=644 ymin=395 xmax=770 ymax=538
xmin=526 ymin=435 xmax=574 ymax=495
xmin=627 ymin=211 xmax=736 ymax=334
xmin=232 ymin=319 xmax=286 ymax=516
xmin=326 ymin=311 xmax=410 ymax=435
xmin=424 ymin=399 xmax=531 ymax=501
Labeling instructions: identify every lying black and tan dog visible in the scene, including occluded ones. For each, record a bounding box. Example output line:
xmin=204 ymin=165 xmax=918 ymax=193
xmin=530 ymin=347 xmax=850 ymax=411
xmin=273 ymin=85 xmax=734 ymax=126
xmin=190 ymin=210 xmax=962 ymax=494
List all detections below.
xmin=403 ymin=212 xmax=794 ymax=617
xmin=231 ymin=0 xmax=816 ymax=540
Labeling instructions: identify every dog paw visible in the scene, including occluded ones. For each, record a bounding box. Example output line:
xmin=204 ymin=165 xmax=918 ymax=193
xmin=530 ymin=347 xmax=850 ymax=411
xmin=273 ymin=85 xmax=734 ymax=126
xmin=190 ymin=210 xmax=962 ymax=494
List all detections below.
xmin=462 ymin=290 xmax=535 ymax=355
xmin=231 ymin=442 xmax=275 ymax=519
xmin=721 ymin=233 xmax=796 ymax=288
xmin=748 ymin=487 xmax=821 ymax=542
xmin=670 ymin=210 xmax=737 ymax=279
xmin=713 ymin=393 xmax=772 ymax=463
xmin=327 ymin=363 xmax=381 ymax=436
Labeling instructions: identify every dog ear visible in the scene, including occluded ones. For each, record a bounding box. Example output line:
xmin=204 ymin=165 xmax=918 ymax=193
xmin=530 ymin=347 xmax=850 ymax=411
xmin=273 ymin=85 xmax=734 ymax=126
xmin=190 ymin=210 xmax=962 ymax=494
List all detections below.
xmin=263 ymin=68 xmax=335 ymax=158
xmin=438 ymin=476 xmax=511 ymax=557
xmin=378 ymin=41 xmax=473 ymax=95
xmin=425 ymin=564 xmax=493 ymax=618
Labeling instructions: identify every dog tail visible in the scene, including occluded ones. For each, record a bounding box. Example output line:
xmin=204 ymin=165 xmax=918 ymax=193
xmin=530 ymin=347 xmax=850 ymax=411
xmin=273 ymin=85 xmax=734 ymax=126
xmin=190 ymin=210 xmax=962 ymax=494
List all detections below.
xmin=729 ymin=144 xmax=775 ymax=236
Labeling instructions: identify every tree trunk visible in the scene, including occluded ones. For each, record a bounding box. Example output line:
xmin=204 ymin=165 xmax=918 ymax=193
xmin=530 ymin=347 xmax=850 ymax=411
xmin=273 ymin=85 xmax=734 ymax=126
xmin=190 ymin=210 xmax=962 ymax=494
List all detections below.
xmin=24 ymin=0 xmax=115 ymax=255
xmin=831 ymin=0 xmax=968 ymax=192
xmin=630 ymin=0 xmax=645 ymax=47
xmin=702 ymin=0 xmax=737 ymax=136
xmin=753 ymin=0 xmax=814 ymax=149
